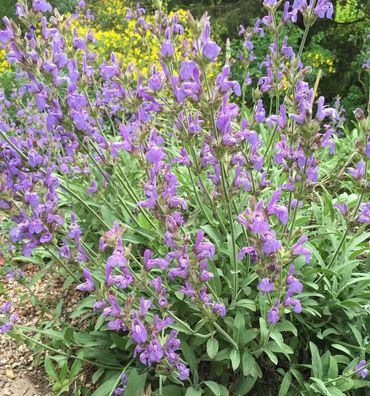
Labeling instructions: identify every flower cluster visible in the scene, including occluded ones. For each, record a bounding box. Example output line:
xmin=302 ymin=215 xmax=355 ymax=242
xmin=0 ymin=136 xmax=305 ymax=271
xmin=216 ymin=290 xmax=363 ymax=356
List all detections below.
xmin=0 ymin=0 xmax=368 ymax=393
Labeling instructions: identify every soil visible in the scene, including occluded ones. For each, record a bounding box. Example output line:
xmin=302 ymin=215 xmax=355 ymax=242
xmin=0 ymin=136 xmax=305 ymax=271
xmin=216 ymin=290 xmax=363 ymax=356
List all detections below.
xmin=0 ymin=263 xmax=72 ymax=396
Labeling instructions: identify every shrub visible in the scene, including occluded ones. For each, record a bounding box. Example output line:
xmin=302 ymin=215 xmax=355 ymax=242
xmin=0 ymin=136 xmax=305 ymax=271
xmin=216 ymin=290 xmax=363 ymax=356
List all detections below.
xmin=0 ymin=0 xmax=369 ymax=395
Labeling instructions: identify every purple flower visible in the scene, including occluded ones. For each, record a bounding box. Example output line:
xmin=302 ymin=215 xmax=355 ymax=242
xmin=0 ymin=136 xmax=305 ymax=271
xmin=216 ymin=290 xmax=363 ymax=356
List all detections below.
xmin=262 ymin=233 xmax=282 ymax=255
xmin=32 ymin=0 xmax=52 ymax=13
xmin=254 ymin=100 xmax=266 ymax=123
xmin=314 ymin=0 xmax=334 ymax=19
xmin=267 ymin=300 xmax=280 ymax=324
xmin=147 ymin=336 xmax=164 ymax=364
xmin=131 ymin=312 xmax=147 ymax=344
xmin=334 ymin=202 xmax=348 ymax=215
xmin=210 ymin=303 xmax=226 ymax=317
xmin=0 ymin=322 xmax=12 ymax=335
xmin=316 ymin=96 xmax=336 ymax=121
xmin=292 ymin=236 xmax=311 ymax=263
xmin=358 ymin=203 xmax=370 ymax=223
xmin=200 ymin=22 xmax=220 ymax=61
xmin=139 ymin=297 xmax=152 ymax=317
xmin=286 ymin=265 xmax=303 ymax=295
xmin=266 ymin=190 xmax=288 ymax=224
xmin=348 ymin=160 xmax=365 ymax=180
xmin=194 ymin=231 xmax=215 ymax=260
xmin=107 ymin=319 xmax=125 ymax=331
xmin=238 ymin=246 xmax=258 ymax=262
xmin=177 ymin=362 xmax=190 ymax=380
xmin=284 ymin=297 xmax=302 ymax=313
xmin=0 ymin=302 xmax=12 ymax=314
xmin=160 ymin=28 xmax=174 ymax=57
xmin=76 ymin=268 xmax=95 ymax=292
xmin=144 ymin=250 xmax=169 ymax=270
xmin=258 ymin=278 xmax=275 ymax=293
xmin=355 ymin=360 xmax=368 ymax=379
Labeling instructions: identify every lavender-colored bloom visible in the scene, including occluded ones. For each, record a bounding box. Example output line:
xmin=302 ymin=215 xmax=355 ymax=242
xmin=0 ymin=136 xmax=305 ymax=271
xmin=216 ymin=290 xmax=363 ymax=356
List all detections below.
xmin=238 ymin=246 xmax=258 ymax=262
xmin=266 ymin=190 xmax=288 ymax=224
xmin=107 ymin=318 xmax=125 ymax=331
xmin=131 ymin=312 xmax=147 ymax=344
xmin=316 ymin=96 xmax=336 ymax=121
xmin=358 ymin=203 xmax=370 ymax=223
xmin=177 ymin=362 xmax=190 ymax=380
xmin=258 ymin=278 xmax=275 ymax=293
xmin=292 ymin=236 xmax=311 ymax=263
xmin=160 ymin=28 xmax=174 ymax=57
xmin=0 ymin=322 xmax=12 ymax=335
xmin=32 ymin=0 xmax=52 ymax=13
xmin=147 ymin=336 xmax=164 ymax=364
xmin=211 ymin=303 xmax=226 ymax=317
xmin=76 ymin=268 xmax=95 ymax=292
xmin=0 ymin=301 xmax=12 ymax=314
xmin=262 ymin=233 xmax=282 ymax=255
xmin=267 ymin=300 xmax=280 ymax=324
xmin=314 ymin=0 xmax=334 ymax=19
xmin=200 ymin=22 xmax=220 ymax=61
xmin=286 ymin=265 xmax=303 ymax=295
xmin=334 ymin=202 xmax=348 ymax=215
xmin=144 ymin=249 xmax=169 ymax=270
xmin=285 ymin=297 xmax=302 ymax=313
xmin=139 ymin=297 xmax=152 ymax=317
xmin=254 ymin=100 xmax=266 ymax=123
xmin=194 ymin=231 xmax=215 ymax=260
xmin=348 ymin=160 xmax=365 ymax=180
xmin=355 ymin=360 xmax=368 ymax=379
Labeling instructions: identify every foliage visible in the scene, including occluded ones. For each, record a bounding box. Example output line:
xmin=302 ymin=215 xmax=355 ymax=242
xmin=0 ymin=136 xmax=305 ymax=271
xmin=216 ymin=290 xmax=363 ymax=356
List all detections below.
xmin=0 ymin=1 xmax=369 ymax=396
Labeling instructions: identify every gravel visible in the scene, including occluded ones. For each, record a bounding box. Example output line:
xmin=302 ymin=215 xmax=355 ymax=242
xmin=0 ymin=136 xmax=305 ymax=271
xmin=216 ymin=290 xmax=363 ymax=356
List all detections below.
xmin=0 ymin=263 xmax=82 ymax=396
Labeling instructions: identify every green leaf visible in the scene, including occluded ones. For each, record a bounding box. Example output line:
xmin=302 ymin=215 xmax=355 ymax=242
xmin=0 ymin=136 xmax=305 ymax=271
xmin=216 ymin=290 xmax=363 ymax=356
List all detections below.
xmin=242 ymin=351 xmax=258 ymax=377
xmin=201 ymin=225 xmax=222 ymax=248
xmin=331 ymin=344 xmax=352 ymax=356
xmin=63 ymin=327 xmax=75 ymax=343
xmin=259 ymin=318 xmax=268 ymax=345
xmin=230 ymin=349 xmax=240 ymax=371
xmin=185 ymin=387 xmax=203 ymax=396
xmin=310 ymin=378 xmax=330 ymax=395
xmin=70 ymin=352 xmax=84 ymax=378
xmin=181 ymin=340 xmax=199 ymax=385
xmin=92 ymin=368 xmax=104 ymax=384
xmin=265 ymin=348 xmax=278 ymax=365
xmin=204 ymin=381 xmax=221 ymax=396
xmin=160 ymin=385 xmax=185 ymax=395
xmin=91 ymin=371 xmax=121 ymax=396
xmin=310 ymin=342 xmax=323 ymax=379
xmin=207 ymin=338 xmax=219 ymax=359
xmin=278 ymin=372 xmax=292 ymax=396
xmin=60 ymin=362 xmax=69 ymax=382
xmin=124 ymin=369 xmax=147 ymax=396
xmin=230 ymin=299 xmax=256 ymax=311
xmin=326 ymin=388 xmax=346 ymax=396
xmin=328 ymin=356 xmax=338 ymax=379
xmin=44 ymin=356 xmax=58 ymax=381
xmin=234 ymin=376 xmax=256 ymax=396
xmin=170 ymin=322 xmax=194 ymax=335
xmin=234 ymin=311 xmax=245 ymax=336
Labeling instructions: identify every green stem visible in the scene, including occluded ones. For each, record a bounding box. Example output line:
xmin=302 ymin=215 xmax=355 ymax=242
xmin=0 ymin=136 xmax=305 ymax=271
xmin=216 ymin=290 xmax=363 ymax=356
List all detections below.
xmin=3 ymin=323 xmax=121 ymax=370
xmin=213 ymin=322 xmax=239 ymax=350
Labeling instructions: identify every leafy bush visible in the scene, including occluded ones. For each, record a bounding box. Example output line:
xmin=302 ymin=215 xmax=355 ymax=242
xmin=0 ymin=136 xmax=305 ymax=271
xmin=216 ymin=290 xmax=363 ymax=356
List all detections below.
xmin=0 ymin=1 xmax=369 ymax=396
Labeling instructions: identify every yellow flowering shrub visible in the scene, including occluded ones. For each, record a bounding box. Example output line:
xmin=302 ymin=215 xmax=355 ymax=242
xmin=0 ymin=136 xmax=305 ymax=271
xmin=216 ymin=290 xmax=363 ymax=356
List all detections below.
xmin=74 ymin=2 xmax=220 ymax=79
xmin=0 ymin=49 xmax=10 ymax=73
xmin=306 ymin=52 xmax=336 ymax=74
